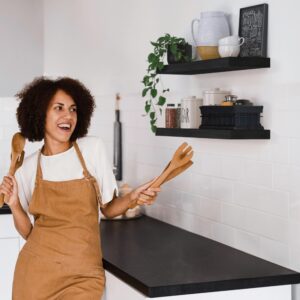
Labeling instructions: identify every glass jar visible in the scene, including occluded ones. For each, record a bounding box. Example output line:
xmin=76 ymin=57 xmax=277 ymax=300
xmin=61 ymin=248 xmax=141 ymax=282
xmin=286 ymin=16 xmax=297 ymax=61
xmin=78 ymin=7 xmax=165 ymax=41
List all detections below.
xmin=165 ymin=104 xmax=177 ymax=128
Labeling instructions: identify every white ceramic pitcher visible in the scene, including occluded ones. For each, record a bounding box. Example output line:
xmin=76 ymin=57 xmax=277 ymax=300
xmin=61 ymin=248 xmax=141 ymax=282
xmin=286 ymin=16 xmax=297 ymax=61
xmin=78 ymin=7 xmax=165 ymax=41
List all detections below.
xmin=191 ymin=11 xmax=230 ymax=46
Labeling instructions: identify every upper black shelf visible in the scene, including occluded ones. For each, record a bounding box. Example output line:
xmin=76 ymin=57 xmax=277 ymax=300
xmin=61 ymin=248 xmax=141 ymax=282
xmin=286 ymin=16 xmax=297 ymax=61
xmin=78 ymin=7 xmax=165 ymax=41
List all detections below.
xmin=157 ymin=57 xmax=270 ymax=75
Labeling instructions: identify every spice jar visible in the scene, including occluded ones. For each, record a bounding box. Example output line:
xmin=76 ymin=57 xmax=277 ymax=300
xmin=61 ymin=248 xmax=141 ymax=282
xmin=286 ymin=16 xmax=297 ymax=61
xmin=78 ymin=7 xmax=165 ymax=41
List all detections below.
xmin=176 ymin=103 xmax=181 ymax=128
xmin=165 ymin=104 xmax=177 ymax=128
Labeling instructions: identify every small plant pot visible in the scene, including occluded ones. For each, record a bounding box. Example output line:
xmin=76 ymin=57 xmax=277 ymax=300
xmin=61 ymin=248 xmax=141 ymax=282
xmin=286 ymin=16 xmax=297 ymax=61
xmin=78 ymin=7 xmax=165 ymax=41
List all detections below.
xmin=167 ymin=43 xmax=192 ymax=64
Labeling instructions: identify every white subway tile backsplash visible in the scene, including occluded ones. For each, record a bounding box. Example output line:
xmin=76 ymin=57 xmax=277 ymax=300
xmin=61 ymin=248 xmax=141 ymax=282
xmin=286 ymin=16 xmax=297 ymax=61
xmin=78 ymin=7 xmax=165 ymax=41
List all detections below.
xmin=274 ymin=164 xmax=300 ymax=192
xmin=235 ymin=230 xmax=260 ymax=256
xmin=234 ymin=183 xmax=289 ymax=218
xmin=211 ymin=223 xmax=236 ymax=248
xmin=222 ymin=204 xmax=246 ymax=230
xmin=259 ymin=237 xmax=290 ymax=267
xmin=243 ymin=160 xmax=273 ymax=188
xmin=212 ymin=178 xmax=234 ymax=203
xmin=244 ymin=209 xmax=289 ymax=243
xmin=200 ymin=154 xmax=222 ymax=177
xmin=221 ymin=156 xmax=245 ymax=180
xmin=188 ymin=173 xmax=212 ymax=198
xmin=199 ymin=198 xmax=221 ymax=222
xmin=290 ymin=138 xmax=300 ymax=167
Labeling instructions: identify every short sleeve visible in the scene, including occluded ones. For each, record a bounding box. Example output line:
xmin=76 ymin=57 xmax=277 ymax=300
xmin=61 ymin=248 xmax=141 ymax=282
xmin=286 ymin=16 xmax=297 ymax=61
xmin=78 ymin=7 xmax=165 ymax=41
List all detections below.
xmin=94 ymin=138 xmax=118 ymax=205
xmin=15 ymin=168 xmax=31 ymax=214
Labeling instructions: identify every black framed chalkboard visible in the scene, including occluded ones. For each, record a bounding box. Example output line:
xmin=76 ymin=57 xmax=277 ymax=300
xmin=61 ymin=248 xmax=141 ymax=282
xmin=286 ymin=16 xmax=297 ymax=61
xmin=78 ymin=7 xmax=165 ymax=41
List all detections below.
xmin=238 ymin=4 xmax=268 ymax=57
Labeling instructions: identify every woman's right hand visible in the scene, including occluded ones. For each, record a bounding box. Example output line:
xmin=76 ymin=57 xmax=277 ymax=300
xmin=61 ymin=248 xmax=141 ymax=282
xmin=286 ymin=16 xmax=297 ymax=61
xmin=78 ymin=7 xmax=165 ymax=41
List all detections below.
xmin=0 ymin=175 xmax=19 ymax=207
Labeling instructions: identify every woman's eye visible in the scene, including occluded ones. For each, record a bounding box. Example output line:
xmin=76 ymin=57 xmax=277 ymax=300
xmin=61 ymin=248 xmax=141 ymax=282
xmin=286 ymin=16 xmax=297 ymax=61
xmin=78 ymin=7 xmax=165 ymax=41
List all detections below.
xmin=70 ymin=107 xmax=77 ymax=112
xmin=54 ymin=106 xmax=63 ymax=111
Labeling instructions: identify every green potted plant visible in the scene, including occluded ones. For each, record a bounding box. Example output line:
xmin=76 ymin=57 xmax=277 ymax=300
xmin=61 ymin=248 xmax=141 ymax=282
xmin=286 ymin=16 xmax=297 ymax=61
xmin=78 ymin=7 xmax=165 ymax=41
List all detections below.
xmin=142 ymin=33 xmax=192 ymax=133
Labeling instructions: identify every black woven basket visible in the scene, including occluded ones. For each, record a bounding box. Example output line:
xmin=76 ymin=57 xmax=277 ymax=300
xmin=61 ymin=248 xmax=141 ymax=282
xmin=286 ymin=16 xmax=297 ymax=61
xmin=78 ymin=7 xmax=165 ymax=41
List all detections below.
xmin=200 ymin=106 xmax=264 ymax=129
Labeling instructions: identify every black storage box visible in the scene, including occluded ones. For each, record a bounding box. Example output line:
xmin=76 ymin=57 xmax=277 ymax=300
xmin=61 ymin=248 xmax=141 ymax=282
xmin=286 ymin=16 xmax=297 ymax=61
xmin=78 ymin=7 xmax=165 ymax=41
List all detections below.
xmin=200 ymin=106 xmax=264 ymax=129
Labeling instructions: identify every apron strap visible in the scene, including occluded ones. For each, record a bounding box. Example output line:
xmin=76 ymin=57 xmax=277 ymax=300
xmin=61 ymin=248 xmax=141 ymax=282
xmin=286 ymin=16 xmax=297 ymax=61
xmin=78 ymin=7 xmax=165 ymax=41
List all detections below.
xmin=73 ymin=141 xmax=90 ymax=178
xmin=36 ymin=150 xmax=43 ymax=180
xmin=73 ymin=141 xmax=103 ymax=206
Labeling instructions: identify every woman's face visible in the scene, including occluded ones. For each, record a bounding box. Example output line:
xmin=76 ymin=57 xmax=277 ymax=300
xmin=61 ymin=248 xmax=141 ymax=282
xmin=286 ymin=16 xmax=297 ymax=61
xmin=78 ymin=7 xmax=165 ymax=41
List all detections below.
xmin=44 ymin=90 xmax=77 ymax=144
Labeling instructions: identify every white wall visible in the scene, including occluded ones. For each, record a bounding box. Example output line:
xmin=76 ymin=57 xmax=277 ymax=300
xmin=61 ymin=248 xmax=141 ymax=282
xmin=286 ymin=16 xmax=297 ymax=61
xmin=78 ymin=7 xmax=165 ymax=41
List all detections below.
xmin=0 ymin=0 xmax=299 ymax=297
xmin=0 ymin=0 xmax=43 ymax=96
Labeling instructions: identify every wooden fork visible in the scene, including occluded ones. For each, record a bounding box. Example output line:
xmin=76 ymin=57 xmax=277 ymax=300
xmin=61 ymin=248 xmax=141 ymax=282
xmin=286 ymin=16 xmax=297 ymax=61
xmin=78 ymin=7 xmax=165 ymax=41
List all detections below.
xmin=129 ymin=142 xmax=193 ymax=209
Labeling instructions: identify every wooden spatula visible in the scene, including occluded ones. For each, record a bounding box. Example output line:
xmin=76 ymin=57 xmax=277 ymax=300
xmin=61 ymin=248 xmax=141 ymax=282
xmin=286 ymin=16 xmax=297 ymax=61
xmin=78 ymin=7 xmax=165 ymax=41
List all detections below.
xmin=0 ymin=133 xmax=26 ymax=207
xmin=129 ymin=142 xmax=193 ymax=209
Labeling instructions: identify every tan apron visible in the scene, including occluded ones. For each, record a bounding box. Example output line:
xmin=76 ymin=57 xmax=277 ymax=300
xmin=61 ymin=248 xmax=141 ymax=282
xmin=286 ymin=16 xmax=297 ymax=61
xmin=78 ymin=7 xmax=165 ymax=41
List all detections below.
xmin=13 ymin=141 xmax=105 ymax=300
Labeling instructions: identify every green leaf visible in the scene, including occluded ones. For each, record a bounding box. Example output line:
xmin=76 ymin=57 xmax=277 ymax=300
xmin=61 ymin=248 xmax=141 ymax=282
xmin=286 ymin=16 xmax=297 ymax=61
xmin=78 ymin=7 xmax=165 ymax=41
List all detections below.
xmin=157 ymin=96 xmax=166 ymax=106
xmin=170 ymin=44 xmax=177 ymax=55
xmin=151 ymin=124 xmax=157 ymax=133
xmin=142 ymin=88 xmax=149 ymax=97
xmin=145 ymin=103 xmax=151 ymax=113
xmin=147 ymin=53 xmax=156 ymax=63
xmin=151 ymin=89 xmax=157 ymax=98
xmin=150 ymin=112 xmax=155 ymax=120
xmin=151 ymin=41 xmax=158 ymax=47
xmin=142 ymin=75 xmax=150 ymax=85
xmin=157 ymin=62 xmax=164 ymax=71
xmin=150 ymin=118 xmax=157 ymax=125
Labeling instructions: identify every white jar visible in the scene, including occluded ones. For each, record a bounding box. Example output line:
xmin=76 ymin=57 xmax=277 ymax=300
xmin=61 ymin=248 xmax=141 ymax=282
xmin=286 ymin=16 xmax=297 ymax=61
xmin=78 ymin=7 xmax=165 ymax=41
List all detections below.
xmin=203 ymin=88 xmax=231 ymax=105
xmin=180 ymin=96 xmax=203 ymax=128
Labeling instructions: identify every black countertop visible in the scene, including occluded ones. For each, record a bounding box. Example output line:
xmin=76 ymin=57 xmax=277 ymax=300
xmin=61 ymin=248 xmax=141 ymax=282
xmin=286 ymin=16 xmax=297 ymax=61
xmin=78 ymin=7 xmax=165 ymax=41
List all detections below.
xmin=0 ymin=204 xmax=11 ymax=214
xmin=101 ymin=215 xmax=300 ymax=298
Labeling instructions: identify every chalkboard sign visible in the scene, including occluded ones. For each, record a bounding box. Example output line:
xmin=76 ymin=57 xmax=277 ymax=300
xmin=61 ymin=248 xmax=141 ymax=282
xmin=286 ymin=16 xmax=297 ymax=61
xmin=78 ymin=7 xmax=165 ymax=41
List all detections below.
xmin=238 ymin=4 xmax=268 ymax=57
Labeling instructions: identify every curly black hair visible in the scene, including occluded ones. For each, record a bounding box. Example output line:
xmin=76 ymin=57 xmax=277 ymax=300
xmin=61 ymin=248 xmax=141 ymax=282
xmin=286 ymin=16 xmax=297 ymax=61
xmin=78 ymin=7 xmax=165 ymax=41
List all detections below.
xmin=16 ymin=77 xmax=96 ymax=142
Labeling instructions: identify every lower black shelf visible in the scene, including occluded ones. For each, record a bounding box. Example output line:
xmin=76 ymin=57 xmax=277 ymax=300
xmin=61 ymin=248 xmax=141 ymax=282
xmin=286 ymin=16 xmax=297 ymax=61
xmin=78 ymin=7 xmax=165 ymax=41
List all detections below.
xmin=156 ymin=128 xmax=271 ymax=139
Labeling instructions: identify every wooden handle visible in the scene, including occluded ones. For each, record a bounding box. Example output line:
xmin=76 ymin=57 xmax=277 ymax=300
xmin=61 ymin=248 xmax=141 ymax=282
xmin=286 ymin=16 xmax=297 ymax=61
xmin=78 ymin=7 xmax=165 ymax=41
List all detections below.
xmin=0 ymin=151 xmax=25 ymax=208
xmin=128 ymin=160 xmax=193 ymax=209
xmin=0 ymin=194 xmax=5 ymax=208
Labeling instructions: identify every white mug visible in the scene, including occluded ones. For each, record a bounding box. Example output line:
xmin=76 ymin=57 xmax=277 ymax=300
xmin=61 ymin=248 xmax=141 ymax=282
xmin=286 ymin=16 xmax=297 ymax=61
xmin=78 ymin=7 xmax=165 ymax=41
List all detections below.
xmin=180 ymin=96 xmax=203 ymax=128
xmin=218 ymin=35 xmax=245 ymax=46
xmin=218 ymin=45 xmax=241 ymax=57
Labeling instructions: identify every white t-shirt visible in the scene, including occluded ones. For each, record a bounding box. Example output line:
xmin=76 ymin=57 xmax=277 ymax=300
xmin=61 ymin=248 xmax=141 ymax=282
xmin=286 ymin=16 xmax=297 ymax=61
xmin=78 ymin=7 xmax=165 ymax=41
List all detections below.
xmin=15 ymin=136 xmax=118 ymax=214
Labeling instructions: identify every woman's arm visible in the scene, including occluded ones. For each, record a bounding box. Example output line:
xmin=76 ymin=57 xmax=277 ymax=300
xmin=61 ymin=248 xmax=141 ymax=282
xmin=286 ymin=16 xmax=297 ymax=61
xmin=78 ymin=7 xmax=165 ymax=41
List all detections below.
xmin=0 ymin=175 xmax=32 ymax=239
xmin=101 ymin=178 xmax=160 ymax=219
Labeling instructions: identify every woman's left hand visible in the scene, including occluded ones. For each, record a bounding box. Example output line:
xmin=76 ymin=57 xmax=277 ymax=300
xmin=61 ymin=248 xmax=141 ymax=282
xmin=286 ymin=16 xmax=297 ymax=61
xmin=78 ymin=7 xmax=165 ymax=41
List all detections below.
xmin=130 ymin=178 xmax=161 ymax=206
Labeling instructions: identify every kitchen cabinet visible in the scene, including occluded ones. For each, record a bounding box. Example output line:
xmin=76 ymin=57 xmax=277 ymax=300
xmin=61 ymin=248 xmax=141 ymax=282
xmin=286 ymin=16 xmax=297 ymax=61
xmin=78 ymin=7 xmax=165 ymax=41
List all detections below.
xmin=103 ymin=271 xmax=291 ymax=299
xmin=156 ymin=57 xmax=271 ymax=140
xmin=0 ymin=215 xmax=21 ymax=300
xmin=101 ymin=216 xmax=300 ymax=299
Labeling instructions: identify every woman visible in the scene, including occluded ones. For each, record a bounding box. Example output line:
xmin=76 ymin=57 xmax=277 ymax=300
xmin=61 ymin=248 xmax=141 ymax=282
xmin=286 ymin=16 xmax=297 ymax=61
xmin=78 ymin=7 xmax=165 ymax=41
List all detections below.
xmin=0 ymin=77 xmax=160 ymax=299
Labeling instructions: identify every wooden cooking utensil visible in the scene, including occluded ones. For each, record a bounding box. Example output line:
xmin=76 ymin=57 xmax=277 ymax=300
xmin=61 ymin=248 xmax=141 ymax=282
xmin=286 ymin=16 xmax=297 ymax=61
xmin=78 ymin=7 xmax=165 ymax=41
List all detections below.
xmin=129 ymin=142 xmax=193 ymax=209
xmin=0 ymin=133 xmax=26 ymax=207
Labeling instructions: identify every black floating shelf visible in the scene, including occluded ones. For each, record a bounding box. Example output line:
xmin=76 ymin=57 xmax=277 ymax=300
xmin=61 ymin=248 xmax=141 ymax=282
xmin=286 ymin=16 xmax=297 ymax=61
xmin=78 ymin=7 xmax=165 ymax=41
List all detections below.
xmin=157 ymin=57 xmax=270 ymax=75
xmin=156 ymin=128 xmax=270 ymax=139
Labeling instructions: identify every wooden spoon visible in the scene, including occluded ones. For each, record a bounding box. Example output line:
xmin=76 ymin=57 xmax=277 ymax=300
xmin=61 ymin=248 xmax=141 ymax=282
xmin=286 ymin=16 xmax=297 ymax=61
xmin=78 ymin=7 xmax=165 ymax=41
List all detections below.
xmin=0 ymin=133 xmax=26 ymax=207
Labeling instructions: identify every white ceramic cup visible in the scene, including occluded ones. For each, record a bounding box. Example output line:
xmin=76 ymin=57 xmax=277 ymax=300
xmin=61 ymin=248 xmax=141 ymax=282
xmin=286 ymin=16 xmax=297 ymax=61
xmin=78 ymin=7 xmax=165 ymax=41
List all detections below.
xmin=218 ymin=35 xmax=245 ymax=46
xmin=218 ymin=45 xmax=240 ymax=57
